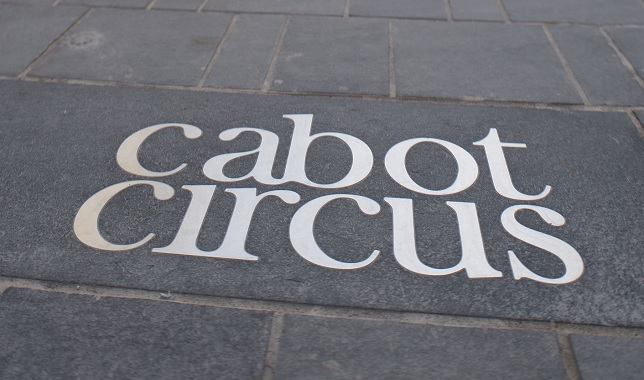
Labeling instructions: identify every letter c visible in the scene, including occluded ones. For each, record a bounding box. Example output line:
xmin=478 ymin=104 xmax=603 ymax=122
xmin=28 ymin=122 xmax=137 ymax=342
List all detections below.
xmin=73 ymin=181 xmax=174 ymax=251
xmin=117 ymin=123 xmax=202 ymax=177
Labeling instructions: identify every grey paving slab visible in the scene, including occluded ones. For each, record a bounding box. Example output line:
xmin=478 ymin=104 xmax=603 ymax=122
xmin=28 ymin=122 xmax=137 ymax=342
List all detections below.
xmin=1 ymin=80 xmax=644 ymax=327
xmin=502 ymin=0 xmax=644 ymax=24
xmin=30 ymin=9 xmax=231 ymax=86
xmin=451 ymin=0 xmax=504 ymax=21
xmin=204 ymin=0 xmax=345 ymax=16
xmin=606 ymin=28 xmax=644 ymax=79
xmin=271 ymin=16 xmax=389 ymax=94
xmin=276 ymin=315 xmax=566 ymax=379
xmin=205 ymin=14 xmax=285 ymax=90
xmin=152 ymin=0 xmax=202 ymax=11
xmin=61 ymin=0 xmax=149 ymax=8
xmin=571 ymin=335 xmax=644 ymax=380
xmin=0 ymin=288 xmax=272 ymax=379
xmin=350 ymin=0 xmax=446 ymax=19
xmin=550 ymin=25 xmax=644 ymax=106
xmin=392 ymin=21 xmax=582 ymax=103
xmin=0 ymin=4 xmax=86 ymax=75
xmin=0 ymin=0 xmax=54 ymax=4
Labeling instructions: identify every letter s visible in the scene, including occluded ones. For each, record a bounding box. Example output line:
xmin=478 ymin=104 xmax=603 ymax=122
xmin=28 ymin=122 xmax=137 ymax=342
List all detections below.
xmin=501 ymin=205 xmax=584 ymax=285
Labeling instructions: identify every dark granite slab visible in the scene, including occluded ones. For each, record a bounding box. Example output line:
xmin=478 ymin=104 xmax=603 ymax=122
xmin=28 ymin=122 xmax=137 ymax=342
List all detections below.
xmin=0 ymin=288 xmax=272 ymax=379
xmin=350 ymin=0 xmax=446 ymax=20
xmin=203 ymin=0 xmax=345 ymax=16
xmin=61 ymin=0 xmax=149 ymax=7
xmin=276 ymin=315 xmax=566 ymax=379
xmin=0 ymin=80 xmax=643 ymax=327
xmin=451 ymin=0 xmax=504 ymax=21
xmin=606 ymin=27 xmax=644 ymax=79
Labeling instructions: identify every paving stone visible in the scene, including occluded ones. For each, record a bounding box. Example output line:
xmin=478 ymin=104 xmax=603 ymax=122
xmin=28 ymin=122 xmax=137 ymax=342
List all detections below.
xmin=152 ymin=0 xmax=202 ymax=11
xmin=350 ymin=0 xmax=446 ymax=19
xmin=1 ymin=80 xmax=643 ymax=327
xmin=61 ymin=0 xmax=149 ymax=8
xmin=0 ymin=0 xmax=54 ymax=4
xmin=571 ymin=335 xmax=644 ymax=380
xmin=450 ymin=0 xmax=504 ymax=21
xmin=204 ymin=0 xmax=345 ymax=16
xmin=502 ymin=0 xmax=644 ymax=24
xmin=0 ymin=288 xmax=272 ymax=379
xmin=393 ymin=21 xmax=581 ymax=103
xmin=30 ymin=9 xmax=231 ymax=85
xmin=272 ymin=16 xmax=389 ymax=94
xmin=606 ymin=28 xmax=644 ymax=79
xmin=276 ymin=315 xmax=566 ymax=379
xmin=0 ymin=4 xmax=86 ymax=75
xmin=205 ymin=14 xmax=286 ymax=90
xmin=550 ymin=25 xmax=644 ymax=106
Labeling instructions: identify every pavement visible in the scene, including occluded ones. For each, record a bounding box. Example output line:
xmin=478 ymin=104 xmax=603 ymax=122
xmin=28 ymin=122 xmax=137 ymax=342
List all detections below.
xmin=0 ymin=0 xmax=643 ymax=379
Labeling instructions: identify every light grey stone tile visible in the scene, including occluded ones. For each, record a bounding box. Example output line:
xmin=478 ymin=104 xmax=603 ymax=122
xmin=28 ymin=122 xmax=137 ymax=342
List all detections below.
xmin=277 ymin=315 xmax=567 ymax=379
xmin=61 ymin=0 xmax=149 ymax=7
xmin=550 ymin=25 xmax=644 ymax=105
xmin=451 ymin=0 xmax=504 ymax=21
xmin=30 ymin=9 xmax=232 ymax=85
xmin=571 ymin=335 xmax=644 ymax=380
xmin=0 ymin=288 xmax=272 ymax=379
xmin=204 ymin=0 xmax=345 ymax=16
xmin=152 ymin=0 xmax=202 ymax=11
xmin=502 ymin=0 xmax=644 ymax=24
xmin=350 ymin=0 xmax=446 ymax=19
xmin=205 ymin=14 xmax=286 ymax=89
xmin=0 ymin=4 xmax=86 ymax=75
xmin=271 ymin=16 xmax=389 ymax=94
xmin=392 ymin=21 xmax=581 ymax=103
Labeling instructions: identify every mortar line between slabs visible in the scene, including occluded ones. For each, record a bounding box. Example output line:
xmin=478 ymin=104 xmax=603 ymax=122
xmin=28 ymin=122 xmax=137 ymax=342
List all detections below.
xmin=52 ymin=0 xmax=62 ymax=6
xmin=198 ymin=14 xmax=238 ymax=88
xmin=444 ymin=0 xmax=453 ymax=22
xmin=261 ymin=312 xmax=285 ymax=380
xmin=262 ymin=15 xmax=290 ymax=92
xmin=7 ymin=75 xmax=644 ymax=113
xmin=497 ymin=0 xmax=511 ymax=23
xmin=17 ymin=8 xmax=93 ymax=79
xmin=542 ymin=24 xmax=591 ymax=105
xmin=556 ymin=332 xmax=582 ymax=380
xmin=196 ymin=0 xmax=209 ymax=13
xmin=343 ymin=0 xmax=350 ymax=18
xmin=627 ymin=110 xmax=644 ymax=137
xmin=600 ymin=27 xmax=644 ymax=90
xmin=145 ymin=0 xmax=157 ymax=11
xmin=0 ymin=275 xmax=643 ymax=338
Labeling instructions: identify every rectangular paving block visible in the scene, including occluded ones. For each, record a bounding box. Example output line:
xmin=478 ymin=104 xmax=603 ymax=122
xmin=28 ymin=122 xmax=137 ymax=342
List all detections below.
xmin=502 ymin=0 xmax=644 ymax=24
xmin=276 ymin=315 xmax=566 ymax=379
xmin=550 ymin=25 xmax=644 ymax=106
xmin=450 ymin=0 xmax=504 ymax=21
xmin=0 ymin=80 xmax=643 ymax=327
xmin=0 ymin=4 xmax=86 ymax=75
xmin=204 ymin=0 xmax=345 ymax=16
xmin=0 ymin=0 xmax=55 ymax=4
xmin=571 ymin=335 xmax=644 ymax=380
xmin=152 ymin=0 xmax=203 ymax=11
xmin=30 ymin=9 xmax=232 ymax=86
xmin=350 ymin=0 xmax=446 ymax=19
xmin=0 ymin=288 xmax=272 ymax=379
xmin=61 ymin=0 xmax=149 ymax=8
xmin=205 ymin=14 xmax=286 ymax=90
xmin=392 ymin=21 xmax=581 ymax=103
xmin=606 ymin=28 xmax=644 ymax=79
xmin=271 ymin=16 xmax=389 ymax=94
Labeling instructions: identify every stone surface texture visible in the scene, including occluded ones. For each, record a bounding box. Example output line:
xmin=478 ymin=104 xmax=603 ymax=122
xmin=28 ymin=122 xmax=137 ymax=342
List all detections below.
xmin=30 ymin=9 xmax=232 ymax=85
xmin=276 ymin=315 xmax=567 ymax=379
xmin=0 ymin=1 xmax=643 ymax=378
xmin=0 ymin=288 xmax=272 ymax=379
